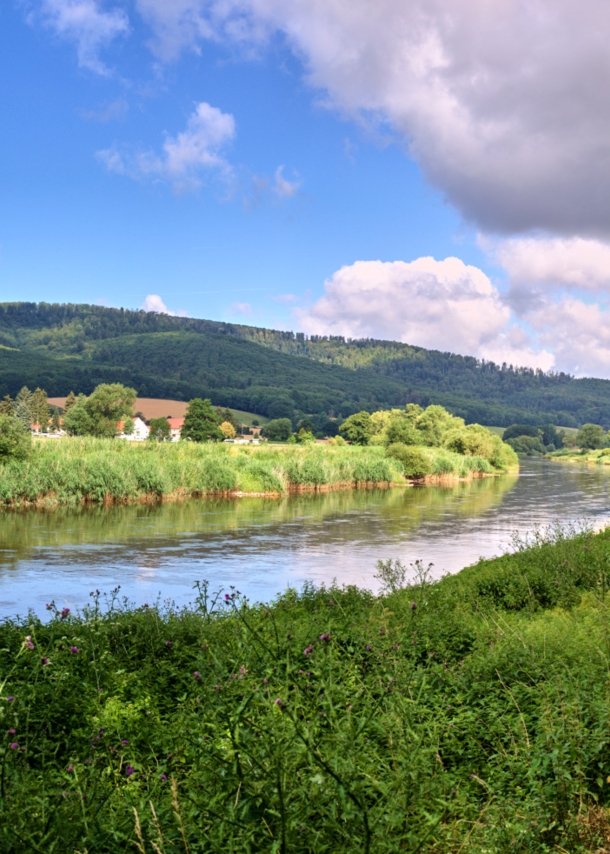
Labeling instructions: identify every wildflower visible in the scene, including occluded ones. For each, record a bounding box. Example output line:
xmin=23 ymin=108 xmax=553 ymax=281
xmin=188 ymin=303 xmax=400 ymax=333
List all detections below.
xmin=41 ymin=657 xmax=50 ymax=666
xmin=60 ymin=608 xmax=70 ymax=620
xmin=160 ymin=773 xmax=167 ymax=781
xmin=274 ymin=699 xmax=283 ymax=708
xmin=70 ymin=646 xmax=79 ymax=655
xmin=165 ymin=641 xmax=172 ymax=648
xmin=304 ymin=644 xmax=313 ymax=656
xmin=66 ymin=764 xmax=74 ymax=772
xmin=366 ymin=645 xmax=371 ymax=651
xmin=410 ymin=602 xmax=417 ymax=611
xmin=125 ymin=764 xmax=135 ymax=776
xmin=328 ymin=600 xmax=334 ymax=606
xmin=7 ymin=696 xmax=14 ymax=703
xmin=224 ymin=594 xmax=231 ymax=602
xmin=193 ymin=671 xmax=201 ymax=681
xmin=24 ymin=636 xmax=34 ymax=650
xmin=320 ymin=633 xmax=330 ymax=642
xmin=121 ymin=739 xmax=129 ymax=746
xmin=10 ymin=743 xmax=18 ymax=750
xmin=263 ymin=678 xmax=268 ymax=684
xmin=45 ymin=603 xmax=53 ymax=611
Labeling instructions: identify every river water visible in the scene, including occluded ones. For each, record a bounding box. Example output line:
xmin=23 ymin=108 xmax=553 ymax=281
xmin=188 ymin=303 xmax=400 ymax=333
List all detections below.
xmin=1 ymin=458 xmax=609 ymax=618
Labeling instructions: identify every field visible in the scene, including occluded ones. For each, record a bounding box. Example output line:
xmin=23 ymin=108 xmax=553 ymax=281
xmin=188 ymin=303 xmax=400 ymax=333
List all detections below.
xmin=0 ymin=438 xmax=515 ymax=507
xmin=3 ymin=524 xmax=610 ymax=851
xmin=47 ymin=398 xmax=268 ymax=425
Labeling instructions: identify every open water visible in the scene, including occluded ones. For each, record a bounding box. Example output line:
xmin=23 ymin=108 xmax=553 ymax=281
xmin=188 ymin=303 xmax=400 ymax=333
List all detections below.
xmin=1 ymin=458 xmax=609 ymax=618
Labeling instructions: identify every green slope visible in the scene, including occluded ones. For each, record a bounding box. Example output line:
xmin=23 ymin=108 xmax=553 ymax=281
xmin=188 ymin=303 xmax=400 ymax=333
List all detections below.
xmin=0 ymin=301 xmax=608 ymax=427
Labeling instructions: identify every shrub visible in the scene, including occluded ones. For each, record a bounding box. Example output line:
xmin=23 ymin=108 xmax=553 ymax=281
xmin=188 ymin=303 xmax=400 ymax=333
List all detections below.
xmin=0 ymin=415 xmax=31 ymax=462
xmin=385 ymin=443 xmax=431 ymax=477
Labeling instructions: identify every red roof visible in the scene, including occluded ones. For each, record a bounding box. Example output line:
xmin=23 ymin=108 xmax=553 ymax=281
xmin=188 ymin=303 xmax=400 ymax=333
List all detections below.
xmin=168 ymin=418 xmax=184 ymax=429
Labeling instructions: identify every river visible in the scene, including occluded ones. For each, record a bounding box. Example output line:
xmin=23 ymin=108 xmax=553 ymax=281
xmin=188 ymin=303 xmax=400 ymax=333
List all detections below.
xmin=1 ymin=458 xmax=609 ymax=618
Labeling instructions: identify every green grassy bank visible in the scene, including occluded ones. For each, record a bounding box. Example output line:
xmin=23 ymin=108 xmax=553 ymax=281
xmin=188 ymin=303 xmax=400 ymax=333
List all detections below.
xmin=2 ymin=526 xmax=610 ymax=851
xmin=0 ymin=438 xmax=515 ymax=507
xmin=548 ymin=448 xmax=610 ymax=465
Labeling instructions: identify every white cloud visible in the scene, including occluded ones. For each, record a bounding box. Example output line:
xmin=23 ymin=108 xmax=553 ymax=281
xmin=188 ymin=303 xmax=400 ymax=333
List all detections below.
xmin=39 ymin=0 xmax=129 ymax=74
xmin=491 ymin=237 xmax=610 ymax=293
xmin=299 ymin=257 xmax=510 ymax=354
xmin=230 ymin=301 xmax=252 ymax=315
xmin=133 ymin=0 xmax=610 ymax=236
xmin=81 ymin=98 xmax=129 ymax=122
xmin=141 ymin=294 xmax=188 ymax=316
xmin=98 ymin=101 xmax=235 ymax=192
xmin=273 ymin=166 xmax=300 ymax=198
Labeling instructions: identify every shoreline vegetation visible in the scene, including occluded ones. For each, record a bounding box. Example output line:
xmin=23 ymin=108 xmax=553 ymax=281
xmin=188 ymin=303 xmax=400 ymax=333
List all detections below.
xmin=3 ymin=525 xmax=610 ymax=851
xmin=0 ymin=438 xmax=517 ymax=508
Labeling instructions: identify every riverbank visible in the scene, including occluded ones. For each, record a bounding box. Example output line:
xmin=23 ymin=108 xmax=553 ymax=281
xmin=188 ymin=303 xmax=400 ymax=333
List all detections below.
xmin=0 ymin=437 xmax=517 ymax=507
xmin=2 ymin=525 xmax=609 ymax=851
xmin=547 ymin=447 xmax=610 ymax=465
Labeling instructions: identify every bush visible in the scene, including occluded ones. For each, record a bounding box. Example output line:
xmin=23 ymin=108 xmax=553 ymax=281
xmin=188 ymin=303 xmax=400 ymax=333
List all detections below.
xmin=385 ymin=443 xmax=431 ymax=477
xmin=261 ymin=418 xmax=293 ymax=442
xmin=0 ymin=416 xmax=31 ymax=462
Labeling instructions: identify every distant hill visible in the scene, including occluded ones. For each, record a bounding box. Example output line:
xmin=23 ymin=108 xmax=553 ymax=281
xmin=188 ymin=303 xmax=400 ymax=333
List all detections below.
xmin=0 ymin=301 xmax=608 ymax=427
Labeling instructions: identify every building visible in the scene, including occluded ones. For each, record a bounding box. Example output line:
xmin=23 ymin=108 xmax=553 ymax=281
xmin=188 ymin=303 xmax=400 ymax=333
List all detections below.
xmin=167 ymin=417 xmax=184 ymax=442
xmin=117 ymin=416 xmax=150 ymax=441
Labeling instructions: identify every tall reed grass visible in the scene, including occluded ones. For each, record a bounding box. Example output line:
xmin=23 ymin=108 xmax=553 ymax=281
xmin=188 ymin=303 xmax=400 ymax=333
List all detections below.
xmin=2 ymin=525 xmax=610 ymax=851
xmin=0 ymin=438 xmax=506 ymax=506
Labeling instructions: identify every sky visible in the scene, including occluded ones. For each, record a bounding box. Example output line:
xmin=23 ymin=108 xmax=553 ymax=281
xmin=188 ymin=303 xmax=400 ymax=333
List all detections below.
xmin=2 ymin=1 xmax=610 ymax=377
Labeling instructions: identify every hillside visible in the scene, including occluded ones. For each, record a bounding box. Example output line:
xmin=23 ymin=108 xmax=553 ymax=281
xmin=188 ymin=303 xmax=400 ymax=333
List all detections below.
xmin=0 ymin=301 xmax=608 ymax=426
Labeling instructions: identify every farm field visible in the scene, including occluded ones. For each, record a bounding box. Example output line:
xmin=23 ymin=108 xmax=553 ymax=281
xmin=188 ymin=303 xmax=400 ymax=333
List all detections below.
xmin=47 ymin=397 xmax=267 ymax=424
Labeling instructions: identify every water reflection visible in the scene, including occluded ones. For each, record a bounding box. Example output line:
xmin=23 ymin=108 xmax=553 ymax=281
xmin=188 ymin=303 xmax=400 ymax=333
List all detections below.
xmin=1 ymin=459 xmax=609 ymax=617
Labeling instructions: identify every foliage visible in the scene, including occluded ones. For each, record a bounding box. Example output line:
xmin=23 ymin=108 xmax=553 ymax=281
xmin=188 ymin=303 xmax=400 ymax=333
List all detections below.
xmin=30 ymin=387 xmax=49 ymax=431
xmin=148 ymin=417 xmax=171 ymax=442
xmin=385 ymin=443 xmax=432 ymax=477
xmin=503 ymin=423 xmax=541 ymax=441
xmin=506 ymin=434 xmax=546 ymax=455
xmin=219 ymin=421 xmax=237 ymax=439
xmin=0 ymin=394 xmax=13 ymax=416
xmin=340 ymin=411 xmax=374 ymax=445
xmin=575 ymin=422 xmax=606 ymax=449
xmin=443 ymin=423 xmax=518 ymax=469
xmin=63 ymin=394 xmax=95 ymax=436
xmin=5 ymin=527 xmax=610 ymax=851
xmin=121 ymin=417 xmax=134 ymax=436
xmin=85 ymin=383 xmax=137 ymax=438
xmin=0 ymin=415 xmax=31 ymax=462
xmin=261 ymin=418 xmax=292 ymax=442
xmin=181 ymin=398 xmax=223 ymax=443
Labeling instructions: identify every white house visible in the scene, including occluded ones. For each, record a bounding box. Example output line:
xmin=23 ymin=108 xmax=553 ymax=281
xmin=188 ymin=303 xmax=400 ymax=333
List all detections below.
xmin=117 ymin=416 xmax=150 ymax=441
xmin=167 ymin=417 xmax=184 ymax=442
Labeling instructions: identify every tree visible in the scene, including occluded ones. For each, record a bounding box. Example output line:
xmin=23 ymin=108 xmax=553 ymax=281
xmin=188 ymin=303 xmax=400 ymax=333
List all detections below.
xmin=149 ymin=418 xmax=171 ymax=442
xmin=51 ymin=408 xmax=61 ymax=433
xmin=30 ymin=388 xmax=50 ymax=432
xmin=14 ymin=386 xmax=32 ymax=431
xmin=0 ymin=416 xmax=31 ymax=461
xmin=181 ymin=399 xmax=223 ymax=442
xmin=63 ymin=395 xmax=95 ymax=436
xmin=385 ymin=443 xmax=431 ymax=478
xmin=64 ymin=391 xmax=77 ymax=411
xmin=122 ymin=417 xmax=134 ymax=435
xmin=220 ymin=421 xmax=237 ymax=439
xmin=340 ymin=411 xmax=374 ymax=445
xmin=575 ymin=423 xmax=606 ymax=450
xmin=503 ymin=424 xmax=541 ymax=441
xmin=0 ymin=395 xmax=13 ymax=416
xmin=84 ymin=383 xmax=137 ymax=438
xmin=215 ymin=407 xmax=238 ymax=429
xmin=261 ymin=418 xmax=293 ymax=442
xmin=296 ymin=428 xmax=316 ymax=444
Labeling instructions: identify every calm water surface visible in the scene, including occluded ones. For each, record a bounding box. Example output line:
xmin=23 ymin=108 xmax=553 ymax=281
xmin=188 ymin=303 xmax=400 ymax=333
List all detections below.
xmin=1 ymin=458 xmax=609 ymax=617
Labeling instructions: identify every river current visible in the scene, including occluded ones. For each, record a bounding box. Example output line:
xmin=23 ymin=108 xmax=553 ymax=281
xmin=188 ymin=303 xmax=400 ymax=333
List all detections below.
xmin=1 ymin=458 xmax=609 ymax=618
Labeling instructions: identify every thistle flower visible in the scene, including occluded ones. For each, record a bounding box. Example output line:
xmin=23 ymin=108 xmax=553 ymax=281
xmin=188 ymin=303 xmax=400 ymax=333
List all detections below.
xmin=60 ymin=608 xmax=70 ymax=620
xmin=193 ymin=671 xmax=201 ymax=681
xmin=10 ymin=743 xmax=18 ymax=750
xmin=70 ymin=646 xmax=79 ymax=655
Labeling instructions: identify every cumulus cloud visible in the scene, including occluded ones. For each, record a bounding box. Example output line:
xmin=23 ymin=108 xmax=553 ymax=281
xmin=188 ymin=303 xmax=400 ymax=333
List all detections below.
xmin=299 ymin=257 xmax=512 ymax=356
xmin=141 ymin=294 xmax=188 ymax=316
xmin=131 ymin=0 xmax=610 ymax=236
xmin=39 ymin=0 xmax=129 ymax=74
xmin=98 ymin=101 xmax=235 ymax=192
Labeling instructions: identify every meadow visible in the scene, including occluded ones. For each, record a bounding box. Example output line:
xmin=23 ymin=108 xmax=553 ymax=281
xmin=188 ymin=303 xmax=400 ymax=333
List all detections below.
xmin=0 ymin=438 xmax=512 ymax=507
xmin=2 ymin=525 xmax=610 ymax=851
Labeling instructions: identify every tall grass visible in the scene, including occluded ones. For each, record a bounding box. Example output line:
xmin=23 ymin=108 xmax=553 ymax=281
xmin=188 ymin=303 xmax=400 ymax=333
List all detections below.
xmin=2 ymin=526 xmax=610 ymax=851
xmin=0 ymin=438 xmax=507 ymax=506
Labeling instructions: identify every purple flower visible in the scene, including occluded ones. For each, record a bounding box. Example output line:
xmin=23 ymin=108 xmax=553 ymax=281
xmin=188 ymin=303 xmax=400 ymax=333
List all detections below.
xmin=7 ymin=696 xmax=14 ymax=703
xmin=70 ymin=646 xmax=79 ymax=655
xmin=411 ymin=602 xmax=417 ymax=611
xmin=328 ymin=600 xmax=334 ymax=606
xmin=366 ymin=645 xmax=371 ymax=651
xmin=24 ymin=636 xmax=34 ymax=650
xmin=8 ymin=729 xmax=16 ymax=735
xmin=121 ymin=739 xmax=129 ymax=746
xmin=160 ymin=773 xmax=167 ymax=781
xmin=9 ymin=742 xmax=18 ymax=750
xmin=165 ymin=641 xmax=172 ymax=648
xmin=263 ymin=678 xmax=268 ymax=684
xmin=41 ymin=657 xmax=50 ymax=666
xmin=274 ymin=699 xmax=283 ymax=708
xmin=67 ymin=764 xmax=74 ymax=772
xmin=304 ymin=644 xmax=313 ymax=656
xmin=60 ymin=608 xmax=70 ymax=620
xmin=224 ymin=594 xmax=231 ymax=602
xmin=193 ymin=671 xmax=201 ymax=681
xmin=125 ymin=764 xmax=135 ymax=776
xmin=320 ymin=633 xmax=330 ymax=642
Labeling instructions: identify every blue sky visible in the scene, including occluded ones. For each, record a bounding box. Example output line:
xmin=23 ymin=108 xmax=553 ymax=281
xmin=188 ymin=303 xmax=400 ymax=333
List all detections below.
xmin=3 ymin=1 xmax=610 ymax=377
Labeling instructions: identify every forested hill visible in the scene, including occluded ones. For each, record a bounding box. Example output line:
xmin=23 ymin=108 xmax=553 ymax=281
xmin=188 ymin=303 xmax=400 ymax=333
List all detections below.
xmin=0 ymin=301 xmax=607 ymax=427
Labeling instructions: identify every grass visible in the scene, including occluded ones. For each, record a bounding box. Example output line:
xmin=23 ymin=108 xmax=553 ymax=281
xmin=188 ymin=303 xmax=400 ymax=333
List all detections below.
xmin=0 ymin=438 xmax=514 ymax=507
xmin=3 ymin=525 xmax=610 ymax=851
xmin=547 ymin=448 xmax=610 ymax=464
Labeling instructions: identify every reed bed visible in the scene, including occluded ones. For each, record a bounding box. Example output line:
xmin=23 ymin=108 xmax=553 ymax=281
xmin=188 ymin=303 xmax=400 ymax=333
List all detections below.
xmin=2 ymin=525 xmax=610 ymax=851
xmin=0 ymin=438 xmax=505 ymax=506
